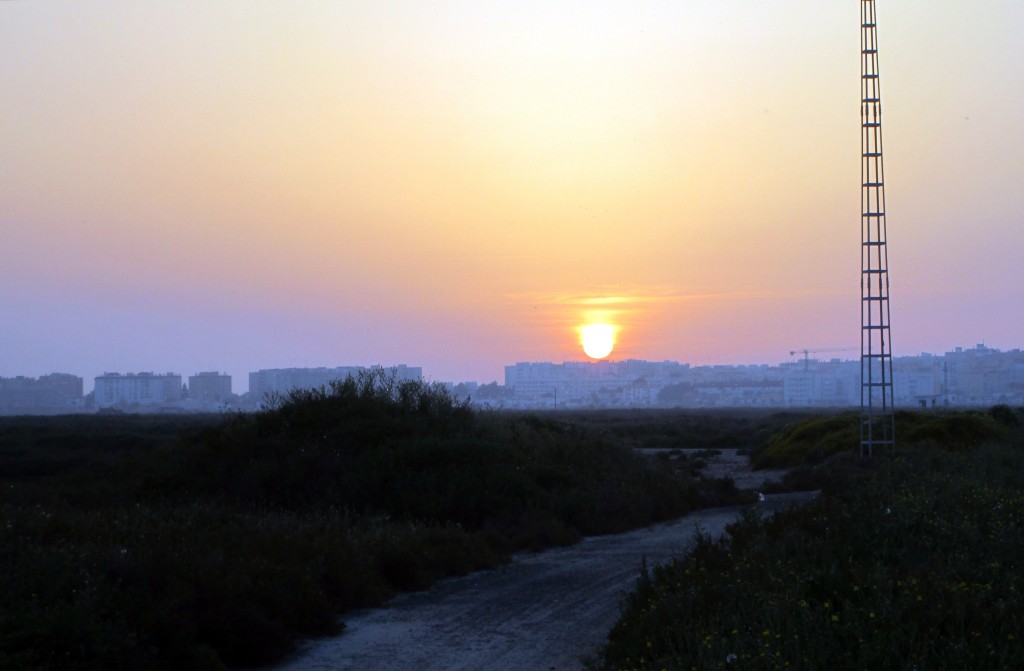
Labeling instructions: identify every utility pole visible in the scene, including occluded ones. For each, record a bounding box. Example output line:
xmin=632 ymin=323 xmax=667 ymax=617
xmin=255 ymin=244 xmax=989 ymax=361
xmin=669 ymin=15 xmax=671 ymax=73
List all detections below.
xmin=860 ymin=0 xmax=896 ymax=456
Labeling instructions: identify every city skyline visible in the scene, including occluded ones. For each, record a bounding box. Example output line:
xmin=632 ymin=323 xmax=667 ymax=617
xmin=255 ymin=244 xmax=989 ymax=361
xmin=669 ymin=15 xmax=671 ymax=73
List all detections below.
xmin=3 ymin=2 xmax=1022 ymax=387
xmin=4 ymin=341 xmax=1023 ymax=412
xmin=1 ymin=338 xmax=1016 ymax=396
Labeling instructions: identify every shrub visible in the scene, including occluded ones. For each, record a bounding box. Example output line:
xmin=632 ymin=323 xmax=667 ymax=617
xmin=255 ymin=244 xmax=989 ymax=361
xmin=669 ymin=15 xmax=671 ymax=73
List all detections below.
xmin=2 ymin=379 xmax=727 ymax=669
xmin=595 ymin=441 xmax=1024 ymax=670
xmin=752 ymin=412 xmax=859 ymax=469
xmin=752 ymin=410 xmax=1009 ymax=471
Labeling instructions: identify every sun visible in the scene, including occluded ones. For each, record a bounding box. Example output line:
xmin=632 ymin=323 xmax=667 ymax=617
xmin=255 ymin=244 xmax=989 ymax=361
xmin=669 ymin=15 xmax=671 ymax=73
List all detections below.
xmin=580 ymin=323 xmax=616 ymax=360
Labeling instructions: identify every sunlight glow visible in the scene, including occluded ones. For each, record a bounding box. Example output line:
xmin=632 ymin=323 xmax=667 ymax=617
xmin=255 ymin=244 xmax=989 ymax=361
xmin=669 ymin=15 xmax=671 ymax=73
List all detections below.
xmin=580 ymin=323 xmax=616 ymax=360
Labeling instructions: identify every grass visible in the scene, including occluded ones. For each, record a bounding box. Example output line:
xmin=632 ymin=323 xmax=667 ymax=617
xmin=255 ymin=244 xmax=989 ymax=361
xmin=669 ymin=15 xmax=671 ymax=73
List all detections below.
xmin=1 ymin=372 xmax=756 ymax=670
xmin=594 ymin=407 xmax=1024 ymax=670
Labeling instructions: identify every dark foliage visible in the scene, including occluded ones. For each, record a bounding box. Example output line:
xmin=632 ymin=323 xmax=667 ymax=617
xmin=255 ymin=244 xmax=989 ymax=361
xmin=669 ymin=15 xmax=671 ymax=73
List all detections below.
xmin=750 ymin=408 xmax=1009 ymax=470
xmin=596 ymin=413 xmax=1024 ymax=670
xmin=0 ymin=414 xmax=221 ymax=479
xmin=1 ymin=372 xmax=741 ymax=670
xmin=554 ymin=408 xmax=812 ymax=453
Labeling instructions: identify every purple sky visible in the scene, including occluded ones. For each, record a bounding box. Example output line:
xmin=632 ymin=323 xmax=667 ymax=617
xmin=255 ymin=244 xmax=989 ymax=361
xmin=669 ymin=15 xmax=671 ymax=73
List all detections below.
xmin=3 ymin=1 xmax=1022 ymax=391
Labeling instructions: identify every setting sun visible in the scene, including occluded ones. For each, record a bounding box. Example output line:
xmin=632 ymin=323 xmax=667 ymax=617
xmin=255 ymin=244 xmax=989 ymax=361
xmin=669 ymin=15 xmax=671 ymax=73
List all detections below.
xmin=580 ymin=324 xmax=616 ymax=360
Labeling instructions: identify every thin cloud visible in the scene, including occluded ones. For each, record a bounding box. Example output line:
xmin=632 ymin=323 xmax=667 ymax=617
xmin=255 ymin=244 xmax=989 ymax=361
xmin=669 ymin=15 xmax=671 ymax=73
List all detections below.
xmin=509 ymin=285 xmax=843 ymax=308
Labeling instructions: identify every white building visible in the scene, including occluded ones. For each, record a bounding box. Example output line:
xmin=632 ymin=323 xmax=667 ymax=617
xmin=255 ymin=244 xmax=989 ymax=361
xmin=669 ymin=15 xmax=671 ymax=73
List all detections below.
xmin=248 ymin=365 xmax=422 ymax=400
xmin=782 ymin=360 xmax=859 ymax=407
xmin=94 ymin=372 xmax=183 ymax=408
xmin=504 ymin=360 xmax=694 ymax=409
xmin=188 ymin=372 xmax=232 ymax=404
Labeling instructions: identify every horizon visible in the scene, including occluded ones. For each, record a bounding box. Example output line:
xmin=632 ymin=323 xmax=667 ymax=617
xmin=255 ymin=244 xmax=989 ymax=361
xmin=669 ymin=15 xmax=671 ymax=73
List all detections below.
xmin=4 ymin=2 xmax=1023 ymax=391
xmin=5 ymin=338 xmax=1013 ymax=395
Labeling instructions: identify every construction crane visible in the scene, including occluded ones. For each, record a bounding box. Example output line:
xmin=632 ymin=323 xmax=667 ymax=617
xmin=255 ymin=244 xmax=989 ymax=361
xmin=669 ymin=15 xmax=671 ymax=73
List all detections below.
xmin=789 ymin=347 xmax=858 ymax=371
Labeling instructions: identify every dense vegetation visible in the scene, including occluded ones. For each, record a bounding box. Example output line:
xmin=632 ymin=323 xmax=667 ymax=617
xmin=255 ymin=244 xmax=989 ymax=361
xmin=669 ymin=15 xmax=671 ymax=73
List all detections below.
xmin=750 ymin=407 xmax=1010 ymax=470
xmin=595 ymin=406 xmax=1024 ymax=670
xmin=1 ymin=373 xmax=747 ymax=670
xmin=562 ymin=408 xmax=810 ymax=453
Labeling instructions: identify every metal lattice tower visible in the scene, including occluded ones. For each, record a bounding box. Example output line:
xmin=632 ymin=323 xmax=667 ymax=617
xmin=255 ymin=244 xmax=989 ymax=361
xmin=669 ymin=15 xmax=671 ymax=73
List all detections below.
xmin=860 ymin=0 xmax=895 ymax=456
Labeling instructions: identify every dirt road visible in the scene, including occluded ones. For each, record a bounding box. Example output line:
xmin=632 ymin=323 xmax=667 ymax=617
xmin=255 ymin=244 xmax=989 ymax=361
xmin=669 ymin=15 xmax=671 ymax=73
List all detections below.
xmin=276 ymin=492 xmax=815 ymax=671
xmin=670 ymin=448 xmax=788 ymax=491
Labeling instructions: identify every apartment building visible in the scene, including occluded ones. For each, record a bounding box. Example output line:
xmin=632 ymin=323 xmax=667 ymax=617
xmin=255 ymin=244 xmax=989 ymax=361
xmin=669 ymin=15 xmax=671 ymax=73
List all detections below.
xmin=94 ymin=372 xmax=182 ymax=408
xmin=248 ymin=364 xmax=423 ymax=400
xmin=187 ymin=372 xmax=232 ymax=403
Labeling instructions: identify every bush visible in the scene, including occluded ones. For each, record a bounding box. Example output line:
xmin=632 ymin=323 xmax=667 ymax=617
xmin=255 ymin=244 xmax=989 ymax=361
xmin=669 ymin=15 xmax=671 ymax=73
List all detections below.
xmin=752 ymin=409 xmax=1009 ymax=471
xmin=752 ymin=412 xmax=859 ymax=469
xmin=2 ymin=374 xmax=722 ymax=669
xmin=595 ymin=439 xmax=1024 ymax=671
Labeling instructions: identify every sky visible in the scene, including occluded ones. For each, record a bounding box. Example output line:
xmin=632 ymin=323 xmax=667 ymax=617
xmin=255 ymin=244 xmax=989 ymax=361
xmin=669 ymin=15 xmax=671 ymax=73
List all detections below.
xmin=2 ymin=1 xmax=1023 ymax=391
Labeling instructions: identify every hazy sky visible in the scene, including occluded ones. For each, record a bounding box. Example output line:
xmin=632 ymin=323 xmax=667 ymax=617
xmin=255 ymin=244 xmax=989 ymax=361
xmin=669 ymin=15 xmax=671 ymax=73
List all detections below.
xmin=3 ymin=1 xmax=1022 ymax=390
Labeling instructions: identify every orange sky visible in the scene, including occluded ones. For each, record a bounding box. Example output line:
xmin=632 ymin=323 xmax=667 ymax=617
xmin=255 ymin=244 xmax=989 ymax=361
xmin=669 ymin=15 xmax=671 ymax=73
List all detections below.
xmin=2 ymin=1 xmax=1023 ymax=388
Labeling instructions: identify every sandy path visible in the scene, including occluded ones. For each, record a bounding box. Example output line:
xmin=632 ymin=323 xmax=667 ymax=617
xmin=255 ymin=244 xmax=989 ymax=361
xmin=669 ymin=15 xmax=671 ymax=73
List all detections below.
xmin=686 ymin=448 xmax=788 ymax=491
xmin=276 ymin=492 xmax=815 ymax=671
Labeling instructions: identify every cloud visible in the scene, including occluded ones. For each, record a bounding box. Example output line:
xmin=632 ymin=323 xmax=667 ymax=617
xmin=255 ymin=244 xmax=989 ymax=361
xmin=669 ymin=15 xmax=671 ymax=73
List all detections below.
xmin=511 ymin=285 xmax=846 ymax=309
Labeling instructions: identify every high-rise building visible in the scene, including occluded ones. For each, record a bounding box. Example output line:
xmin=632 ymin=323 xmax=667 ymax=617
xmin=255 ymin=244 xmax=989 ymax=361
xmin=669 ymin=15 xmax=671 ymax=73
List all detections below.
xmin=188 ymin=372 xmax=232 ymax=403
xmin=94 ymin=372 xmax=183 ymax=408
xmin=0 ymin=373 xmax=83 ymax=413
xmin=247 ymin=365 xmax=422 ymax=400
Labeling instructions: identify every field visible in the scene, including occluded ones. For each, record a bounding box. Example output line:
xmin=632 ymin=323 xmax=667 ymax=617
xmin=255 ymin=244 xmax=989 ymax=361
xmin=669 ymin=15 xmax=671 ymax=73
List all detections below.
xmin=9 ymin=386 xmax=1015 ymax=670
xmin=594 ymin=405 xmax=1024 ymax=670
xmin=1 ymin=374 xmax=768 ymax=671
